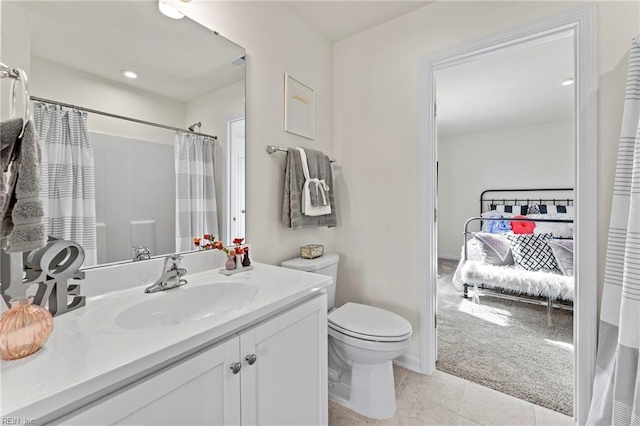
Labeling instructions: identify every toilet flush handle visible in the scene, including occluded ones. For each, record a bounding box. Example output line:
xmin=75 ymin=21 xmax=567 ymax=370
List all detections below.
xmin=246 ymin=354 xmax=257 ymax=365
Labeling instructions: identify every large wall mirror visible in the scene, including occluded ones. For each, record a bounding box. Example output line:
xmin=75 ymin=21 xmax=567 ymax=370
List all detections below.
xmin=1 ymin=1 xmax=246 ymax=268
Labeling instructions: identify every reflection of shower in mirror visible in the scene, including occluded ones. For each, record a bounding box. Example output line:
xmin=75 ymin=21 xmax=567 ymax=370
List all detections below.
xmin=1 ymin=1 xmax=246 ymax=269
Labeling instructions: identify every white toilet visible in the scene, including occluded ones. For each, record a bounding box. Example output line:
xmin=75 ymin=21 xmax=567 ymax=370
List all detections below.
xmin=281 ymin=254 xmax=412 ymax=419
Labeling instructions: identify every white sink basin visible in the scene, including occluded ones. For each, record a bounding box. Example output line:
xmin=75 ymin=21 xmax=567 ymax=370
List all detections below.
xmin=115 ymin=282 xmax=258 ymax=330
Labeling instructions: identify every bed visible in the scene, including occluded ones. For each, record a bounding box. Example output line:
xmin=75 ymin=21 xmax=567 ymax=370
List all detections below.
xmin=451 ymin=188 xmax=575 ymax=325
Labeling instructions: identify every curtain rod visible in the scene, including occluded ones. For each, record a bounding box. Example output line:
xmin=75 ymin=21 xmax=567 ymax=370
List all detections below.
xmin=30 ymin=96 xmax=218 ymax=140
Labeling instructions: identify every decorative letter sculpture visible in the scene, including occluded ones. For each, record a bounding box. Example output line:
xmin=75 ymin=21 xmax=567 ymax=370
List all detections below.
xmin=1 ymin=239 xmax=86 ymax=317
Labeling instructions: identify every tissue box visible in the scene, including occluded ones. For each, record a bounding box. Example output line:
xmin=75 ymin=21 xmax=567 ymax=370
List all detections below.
xmin=300 ymin=244 xmax=324 ymax=259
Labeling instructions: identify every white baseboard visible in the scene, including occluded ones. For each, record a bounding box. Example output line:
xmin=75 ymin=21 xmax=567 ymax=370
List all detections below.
xmin=438 ymin=254 xmax=460 ymax=261
xmin=393 ymin=355 xmax=423 ymax=374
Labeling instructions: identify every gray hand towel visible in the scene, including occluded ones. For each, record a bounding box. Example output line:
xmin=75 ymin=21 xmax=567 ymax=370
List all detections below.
xmin=282 ymin=148 xmax=337 ymax=229
xmin=0 ymin=118 xmax=23 ymax=217
xmin=304 ymin=148 xmax=330 ymax=207
xmin=3 ymin=120 xmax=47 ymax=252
xmin=1 ymin=118 xmax=22 ymax=171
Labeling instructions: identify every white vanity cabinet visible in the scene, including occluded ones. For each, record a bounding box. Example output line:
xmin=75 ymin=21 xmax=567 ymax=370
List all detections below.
xmin=58 ymin=295 xmax=327 ymax=425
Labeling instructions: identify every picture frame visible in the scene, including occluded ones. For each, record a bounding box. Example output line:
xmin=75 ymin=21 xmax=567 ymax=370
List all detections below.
xmin=284 ymin=73 xmax=314 ymax=139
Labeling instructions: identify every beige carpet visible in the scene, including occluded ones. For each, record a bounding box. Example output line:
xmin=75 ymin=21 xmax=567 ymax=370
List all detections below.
xmin=436 ymin=259 xmax=573 ymax=415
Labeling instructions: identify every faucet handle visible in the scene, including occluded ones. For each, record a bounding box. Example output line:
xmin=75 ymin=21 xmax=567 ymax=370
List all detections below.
xmin=132 ymin=245 xmax=151 ymax=261
xmin=163 ymin=254 xmax=184 ymax=271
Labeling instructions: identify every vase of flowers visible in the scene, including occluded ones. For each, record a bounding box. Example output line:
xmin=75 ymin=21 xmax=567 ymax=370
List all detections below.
xmin=193 ymin=234 xmax=249 ymax=271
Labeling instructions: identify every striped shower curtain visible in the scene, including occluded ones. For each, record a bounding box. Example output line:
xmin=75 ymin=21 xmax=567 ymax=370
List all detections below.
xmin=34 ymin=104 xmax=97 ymax=267
xmin=174 ymin=133 xmax=218 ymax=252
xmin=587 ymin=37 xmax=640 ymax=425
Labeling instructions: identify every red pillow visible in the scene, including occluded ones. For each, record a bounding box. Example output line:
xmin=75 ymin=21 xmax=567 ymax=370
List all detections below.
xmin=511 ymin=215 xmax=535 ymax=234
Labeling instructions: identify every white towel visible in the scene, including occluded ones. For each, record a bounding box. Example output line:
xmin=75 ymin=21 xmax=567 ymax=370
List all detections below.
xmin=297 ymin=148 xmax=331 ymax=217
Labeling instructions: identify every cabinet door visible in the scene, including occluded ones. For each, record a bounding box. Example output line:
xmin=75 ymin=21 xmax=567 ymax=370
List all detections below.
xmin=240 ymin=295 xmax=328 ymax=425
xmin=59 ymin=337 xmax=241 ymax=426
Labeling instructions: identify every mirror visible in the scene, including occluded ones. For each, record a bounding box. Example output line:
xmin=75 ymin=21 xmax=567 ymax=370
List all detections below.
xmin=1 ymin=1 xmax=246 ymax=268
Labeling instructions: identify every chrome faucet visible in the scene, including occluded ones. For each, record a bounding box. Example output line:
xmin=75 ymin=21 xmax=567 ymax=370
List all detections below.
xmin=144 ymin=254 xmax=188 ymax=293
xmin=133 ymin=245 xmax=151 ymax=262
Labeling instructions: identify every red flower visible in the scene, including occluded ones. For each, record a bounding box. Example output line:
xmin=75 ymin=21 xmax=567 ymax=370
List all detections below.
xmin=193 ymin=237 xmax=202 ymax=247
xmin=203 ymin=233 xmax=212 ymax=241
xmin=236 ymin=247 xmax=245 ymax=255
xmin=233 ymin=238 xmax=244 ymax=245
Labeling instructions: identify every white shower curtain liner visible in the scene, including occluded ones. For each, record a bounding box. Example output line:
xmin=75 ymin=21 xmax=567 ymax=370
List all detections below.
xmin=588 ymin=37 xmax=640 ymax=425
xmin=174 ymin=132 xmax=218 ymax=252
xmin=34 ymin=104 xmax=98 ymax=267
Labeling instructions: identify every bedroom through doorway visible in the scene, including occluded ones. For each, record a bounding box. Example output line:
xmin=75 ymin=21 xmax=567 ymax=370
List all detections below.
xmin=434 ymin=33 xmax=575 ymax=416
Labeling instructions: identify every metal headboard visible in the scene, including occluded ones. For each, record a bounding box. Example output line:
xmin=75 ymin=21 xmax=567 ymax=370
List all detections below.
xmin=480 ymin=188 xmax=574 ymax=215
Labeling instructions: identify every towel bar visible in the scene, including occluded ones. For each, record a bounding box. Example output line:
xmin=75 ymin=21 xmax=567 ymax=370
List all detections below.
xmin=266 ymin=145 xmax=336 ymax=163
xmin=267 ymin=145 xmax=336 ymax=163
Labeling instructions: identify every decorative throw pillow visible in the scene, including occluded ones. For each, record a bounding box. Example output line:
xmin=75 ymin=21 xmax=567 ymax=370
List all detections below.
xmin=547 ymin=239 xmax=574 ymax=276
xmin=510 ymin=215 xmax=536 ymax=234
xmin=486 ymin=216 xmax=511 ymax=234
xmin=473 ymin=233 xmax=514 ymax=265
xmin=535 ymin=204 xmax=575 ymax=216
xmin=481 ymin=211 xmax=514 ymax=232
xmin=506 ymin=233 xmax=558 ymax=271
xmin=489 ymin=204 xmax=528 ymax=215
xmin=528 ymin=213 xmax=574 ymax=239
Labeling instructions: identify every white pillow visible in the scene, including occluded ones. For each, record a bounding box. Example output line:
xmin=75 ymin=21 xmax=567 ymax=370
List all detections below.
xmin=528 ymin=213 xmax=574 ymax=239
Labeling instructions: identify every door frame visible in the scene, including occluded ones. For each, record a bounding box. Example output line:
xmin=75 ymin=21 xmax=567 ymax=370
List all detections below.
xmin=224 ymin=115 xmax=245 ymax=244
xmin=418 ymin=5 xmax=597 ymax=423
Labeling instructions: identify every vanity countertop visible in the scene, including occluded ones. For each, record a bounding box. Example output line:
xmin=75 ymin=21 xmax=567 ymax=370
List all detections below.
xmin=0 ymin=263 xmax=331 ymax=422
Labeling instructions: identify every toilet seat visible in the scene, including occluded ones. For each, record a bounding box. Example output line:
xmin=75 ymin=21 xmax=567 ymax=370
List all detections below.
xmin=328 ymin=325 xmax=411 ymax=351
xmin=328 ymin=303 xmax=412 ymax=343
xmin=328 ymin=322 xmax=411 ymax=343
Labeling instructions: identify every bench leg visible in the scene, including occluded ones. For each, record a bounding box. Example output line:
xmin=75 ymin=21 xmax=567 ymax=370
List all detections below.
xmin=473 ymin=283 xmax=481 ymax=304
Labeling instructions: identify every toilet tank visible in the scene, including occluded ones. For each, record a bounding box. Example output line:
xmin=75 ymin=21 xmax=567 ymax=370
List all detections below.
xmin=281 ymin=253 xmax=339 ymax=310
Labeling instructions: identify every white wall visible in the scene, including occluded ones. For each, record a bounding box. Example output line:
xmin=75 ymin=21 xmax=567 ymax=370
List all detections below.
xmin=173 ymin=1 xmax=336 ymax=264
xmin=0 ymin=3 xmax=31 ymax=121
xmin=437 ymin=121 xmax=574 ymax=259
xmin=333 ymin=1 xmax=640 ymax=363
xmin=185 ymin=81 xmax=245 ymax=237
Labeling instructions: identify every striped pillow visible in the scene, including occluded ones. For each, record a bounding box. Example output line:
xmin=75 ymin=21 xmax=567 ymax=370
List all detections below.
xmin=489 ymin=204 xmax=528 ymax=215
xmin=535 ymin=204 xmax=574 ymax=215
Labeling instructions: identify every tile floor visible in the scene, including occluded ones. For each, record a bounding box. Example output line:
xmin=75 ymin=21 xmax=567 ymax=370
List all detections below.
xmin=328 ymin=365 xmax=574 ymax=426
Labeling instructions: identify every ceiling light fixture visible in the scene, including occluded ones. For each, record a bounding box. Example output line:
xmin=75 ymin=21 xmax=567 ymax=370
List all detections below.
xmin=159 ymin=1 xmax=184 ymax=19
xmin=562 ymin=78 xmax=574 ymax=86
xmin=123 ymin=70 xmax=138 ymax=79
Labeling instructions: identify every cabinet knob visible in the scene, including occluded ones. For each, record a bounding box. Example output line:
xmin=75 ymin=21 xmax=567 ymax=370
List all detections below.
xmin=246 ymin=354 xmax=257 ymax=365
xmin=230 ymin=362 xmax=242 ymax=374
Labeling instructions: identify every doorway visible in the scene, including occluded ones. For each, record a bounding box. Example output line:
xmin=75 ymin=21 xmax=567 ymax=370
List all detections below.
xmin=435 ymin=33 xmax=575 ymax=415
xmin=418 ymin=6 xmax=597 ymax=423
xmin=227 ymin=117 xmax=246 ymax=242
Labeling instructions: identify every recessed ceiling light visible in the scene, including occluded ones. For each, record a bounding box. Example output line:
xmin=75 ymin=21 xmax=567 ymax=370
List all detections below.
xmin=562 ymin=78 xmax=574 ymax=86
xmin=159 ymin=1 xmax=184 ymax=19
xmin=123 ymin=70 xmax=138 ymax=79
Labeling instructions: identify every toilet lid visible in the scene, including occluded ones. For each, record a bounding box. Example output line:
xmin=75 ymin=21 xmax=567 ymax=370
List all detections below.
xmin=328 ymin=303 xmax=412 ymax=339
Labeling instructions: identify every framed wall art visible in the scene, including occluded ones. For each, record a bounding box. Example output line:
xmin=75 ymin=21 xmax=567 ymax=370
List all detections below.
xmin=284 ymin=73 xmax=314 ymax=139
